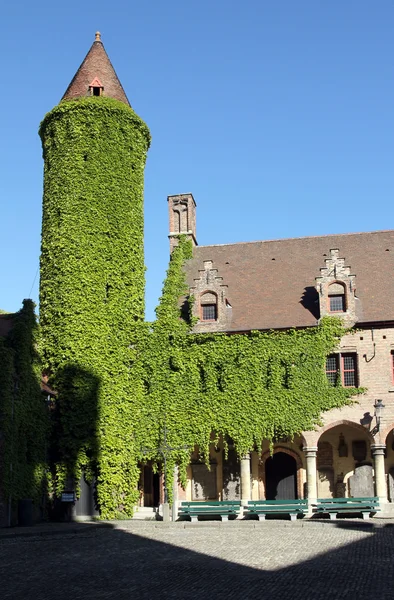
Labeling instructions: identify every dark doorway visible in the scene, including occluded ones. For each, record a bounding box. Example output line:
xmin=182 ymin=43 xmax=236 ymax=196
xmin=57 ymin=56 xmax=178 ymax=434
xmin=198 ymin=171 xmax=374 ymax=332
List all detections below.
xmin=265 ymin=452 xmax=297 ymax=500
xmin=143 ymin=464 xmax=160 ymax=507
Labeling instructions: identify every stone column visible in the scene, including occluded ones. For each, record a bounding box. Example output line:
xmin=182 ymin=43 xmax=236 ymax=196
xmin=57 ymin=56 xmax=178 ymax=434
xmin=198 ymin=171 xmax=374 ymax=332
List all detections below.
xmin=372 ymin=444 xmax=387 ymax=503
xmin=171 ymin=465 xmax=179 ymax=522
xmin=303 ymin=446 xmax=318 ymax=513
xmin=240 ymin=454 xmax=251 ymax=506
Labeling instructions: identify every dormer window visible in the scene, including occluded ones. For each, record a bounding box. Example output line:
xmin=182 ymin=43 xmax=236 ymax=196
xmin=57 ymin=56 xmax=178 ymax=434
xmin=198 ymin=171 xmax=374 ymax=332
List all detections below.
xmin=202 ymin=304 xmax=217 ymax=321
xmin=89 ymin=77 xmax=104 ymax=97
xmin=329 ymin=294 xmax=344 ymax=312
xmin=328 ymin=282 xmax=346 ymax=313
xmin=316 ymin=249 xmax=357 ymax=325
xmin=200 ymin=292 xmax=218 ymax=321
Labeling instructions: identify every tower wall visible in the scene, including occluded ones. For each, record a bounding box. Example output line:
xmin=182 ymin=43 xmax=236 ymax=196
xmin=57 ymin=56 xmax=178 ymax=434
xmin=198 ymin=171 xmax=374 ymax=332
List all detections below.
xmin=39 ymin=96 xmax=150 ymax=517
xmin=40 ymin=97 xmax=150 ymax=362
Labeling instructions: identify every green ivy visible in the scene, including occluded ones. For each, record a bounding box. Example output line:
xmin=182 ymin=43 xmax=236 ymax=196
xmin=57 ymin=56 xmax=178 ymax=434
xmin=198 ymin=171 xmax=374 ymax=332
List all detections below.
xmin=0 ymin=300 xmax=48 ymax=513
xmin=38 ymin=97 xmax=360 ymax=519
xmin=39 ymin=97 xmax=150 ymax=518
xmin=136 ymin=237 xmax=362 ymax=499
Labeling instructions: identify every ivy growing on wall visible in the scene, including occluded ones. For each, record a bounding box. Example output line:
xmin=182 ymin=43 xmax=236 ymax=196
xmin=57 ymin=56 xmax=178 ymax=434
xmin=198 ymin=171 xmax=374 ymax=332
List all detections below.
xmin=136 ymin=237 xmax=362 ymax=499
xmin=0 ymin=300 xmax=48 ymax=514
xmin=39 ymin=97 xmax=150 ymax=518
xmin=38 ymin=97 xmax=360 ymax=519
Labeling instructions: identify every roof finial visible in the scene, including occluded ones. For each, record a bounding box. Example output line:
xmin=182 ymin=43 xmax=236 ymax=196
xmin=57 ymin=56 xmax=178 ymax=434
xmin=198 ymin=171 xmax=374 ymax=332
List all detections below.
xmin=95 ymin=31 xmax=101 ymax=41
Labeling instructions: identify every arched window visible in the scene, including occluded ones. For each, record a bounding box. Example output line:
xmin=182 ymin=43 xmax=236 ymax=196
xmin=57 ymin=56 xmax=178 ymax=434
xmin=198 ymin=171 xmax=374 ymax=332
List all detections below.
xmin=173 ymin=210 xmax=181 ymax=232
xmin=328 ymin=282 xmax=346 ymax=313
xmin=200 ymin=292 xmax=218 ymax=321
xmin=179 ymin=203 xmax=188 ymax=232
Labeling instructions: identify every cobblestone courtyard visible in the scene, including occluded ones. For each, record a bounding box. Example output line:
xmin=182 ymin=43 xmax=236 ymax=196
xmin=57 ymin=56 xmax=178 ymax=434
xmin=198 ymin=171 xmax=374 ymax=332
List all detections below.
xmin=1 ymin=520 xmax=394 ymax=599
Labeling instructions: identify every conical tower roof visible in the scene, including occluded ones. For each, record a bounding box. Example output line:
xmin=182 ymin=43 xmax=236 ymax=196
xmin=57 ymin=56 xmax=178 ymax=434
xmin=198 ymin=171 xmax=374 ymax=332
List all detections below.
xmin=61 ymin=32 xmax=130 ymax=106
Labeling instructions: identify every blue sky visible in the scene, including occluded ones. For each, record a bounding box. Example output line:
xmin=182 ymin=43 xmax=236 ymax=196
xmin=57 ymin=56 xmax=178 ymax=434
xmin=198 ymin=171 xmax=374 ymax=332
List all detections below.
xmin=1 ymin=1 xmax=393 ymax=320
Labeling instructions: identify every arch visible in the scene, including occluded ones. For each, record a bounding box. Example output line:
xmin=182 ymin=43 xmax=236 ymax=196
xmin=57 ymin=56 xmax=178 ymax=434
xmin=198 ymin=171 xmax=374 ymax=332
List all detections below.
xmin=260 ymin=445 xmax=302 ymax=468
xmin=328 ymin=281 xmax=346 ymax=294
xmin=259 ymin=446 xmax=303 ymax=499
xmin=317 ymin=419 xmax=374 ymax=444
xmin=297 ymin=433 xmax=308 ymax=448
xmin=200 ymin=290 xmax=218 ymax=303
xmin=383 ymin=424 xmax=394 ymax=443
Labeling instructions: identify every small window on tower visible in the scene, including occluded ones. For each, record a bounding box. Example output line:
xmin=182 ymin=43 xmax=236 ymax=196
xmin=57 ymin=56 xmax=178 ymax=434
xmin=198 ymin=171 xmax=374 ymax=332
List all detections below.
xmin=88 ymin=77 xmax=104 ymax=97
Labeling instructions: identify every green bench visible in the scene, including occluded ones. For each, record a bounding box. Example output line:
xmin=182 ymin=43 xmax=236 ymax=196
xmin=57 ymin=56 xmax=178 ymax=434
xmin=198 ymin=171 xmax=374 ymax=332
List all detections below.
xmin=313 ymin=497 xmax=380 ymax=520
xmin=178 ymin=500 xmax=241 ymax=522
xmin=244 ymin=499 xmax=308 ymax=521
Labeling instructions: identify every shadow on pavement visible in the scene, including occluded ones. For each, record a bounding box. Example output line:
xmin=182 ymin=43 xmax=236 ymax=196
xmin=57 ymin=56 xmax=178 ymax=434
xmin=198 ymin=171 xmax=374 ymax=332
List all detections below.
xmin=0 ymin=520 xmax=393 ymax=600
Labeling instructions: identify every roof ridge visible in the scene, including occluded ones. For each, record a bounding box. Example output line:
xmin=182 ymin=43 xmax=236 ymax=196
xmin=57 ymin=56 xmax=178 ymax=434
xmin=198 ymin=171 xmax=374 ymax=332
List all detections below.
xmin=195 ymin=229 xmax=394 ymax=249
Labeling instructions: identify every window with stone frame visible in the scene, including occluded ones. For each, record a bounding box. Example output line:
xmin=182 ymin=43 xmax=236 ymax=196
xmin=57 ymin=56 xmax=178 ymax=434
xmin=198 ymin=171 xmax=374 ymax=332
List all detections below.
xmin=202 ymin=304 xmax=217 ymax=321
xmin=328 ymin=282 xmax=346 ymax=313
xmin=200 ymin=292 xmax=218 ymax=321
xmin=326 ymin=353 xmax=358 ymax=387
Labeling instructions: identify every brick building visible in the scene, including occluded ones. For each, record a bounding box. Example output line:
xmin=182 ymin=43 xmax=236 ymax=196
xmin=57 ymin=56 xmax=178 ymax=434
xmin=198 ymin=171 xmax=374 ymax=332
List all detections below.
xmin=2 ymin=33 xmax=393 ymax=523
xmin=32 ymin=34 xmax=394 ymax=516
xmin=161 ymin=194 xmax=394 ymax=512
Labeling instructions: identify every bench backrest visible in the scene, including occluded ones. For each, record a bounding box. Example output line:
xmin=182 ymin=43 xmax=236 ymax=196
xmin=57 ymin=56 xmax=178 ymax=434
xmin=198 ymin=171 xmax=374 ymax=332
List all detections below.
xmin=181 ymin=501 xmax=241 ymax=507
xmin=316 ymin=497 xmax=379 ymax=504
xmin=248 ymin=499 xmax=307 ymax=506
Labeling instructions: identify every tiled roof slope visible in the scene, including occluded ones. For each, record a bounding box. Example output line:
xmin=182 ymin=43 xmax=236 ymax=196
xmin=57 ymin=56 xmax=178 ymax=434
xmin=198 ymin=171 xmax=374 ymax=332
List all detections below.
xmin=184 ymin=230 xmax=394 ymax=331
xmin=61 ymin=33 xmax=130 ymax=105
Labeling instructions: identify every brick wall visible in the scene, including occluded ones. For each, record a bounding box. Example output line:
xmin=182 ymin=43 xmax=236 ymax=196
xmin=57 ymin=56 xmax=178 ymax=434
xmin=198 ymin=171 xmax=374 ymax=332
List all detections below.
xmin=168 ymin=194 xmax=197 ymax=254
xmin=304 ymin=325 xmax=394 ymax=446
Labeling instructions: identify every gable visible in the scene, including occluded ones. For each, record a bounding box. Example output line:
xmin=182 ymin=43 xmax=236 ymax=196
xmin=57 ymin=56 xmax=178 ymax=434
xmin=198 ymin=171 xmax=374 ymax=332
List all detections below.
xmin=184 ymin=230 xmax=394 ymax=331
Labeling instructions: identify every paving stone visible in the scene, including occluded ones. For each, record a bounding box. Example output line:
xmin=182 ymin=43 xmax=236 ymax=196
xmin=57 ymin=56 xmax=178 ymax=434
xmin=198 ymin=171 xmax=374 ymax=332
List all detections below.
xmin=1 ymin=520 xmax=393 ymax=599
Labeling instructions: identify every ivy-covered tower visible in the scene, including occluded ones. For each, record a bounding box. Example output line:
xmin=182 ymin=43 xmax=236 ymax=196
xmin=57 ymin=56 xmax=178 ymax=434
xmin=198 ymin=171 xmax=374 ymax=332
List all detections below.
xmin=39 ymin=33 xmax=150 ymax=517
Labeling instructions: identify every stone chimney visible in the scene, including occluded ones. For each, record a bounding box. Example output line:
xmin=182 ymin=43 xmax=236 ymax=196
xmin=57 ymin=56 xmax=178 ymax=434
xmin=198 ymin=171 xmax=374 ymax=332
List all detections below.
xmin=168 ymin=193 xmax=197 ymax=253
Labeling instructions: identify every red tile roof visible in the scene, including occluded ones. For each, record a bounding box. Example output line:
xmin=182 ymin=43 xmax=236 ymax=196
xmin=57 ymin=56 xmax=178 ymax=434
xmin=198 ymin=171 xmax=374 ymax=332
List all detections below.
xmin=61 ymin=33 xmax=130 ymax=105
xmin=185 ymin=230 xmax=394 ymax=331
